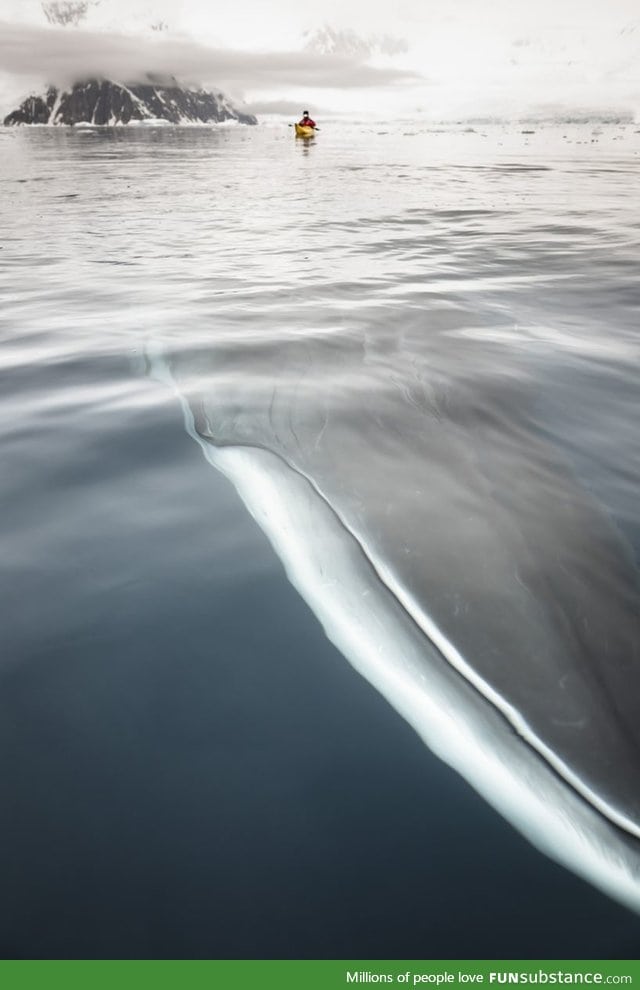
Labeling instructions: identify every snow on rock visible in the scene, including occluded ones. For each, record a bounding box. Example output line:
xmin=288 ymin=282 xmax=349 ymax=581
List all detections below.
xmin=41 ymin=1 xmax=97 ymax=27
xmin=304 ymin=24 xmax=408 ymax=58
xmin=4 ymin=78 xmax=258 ymax=126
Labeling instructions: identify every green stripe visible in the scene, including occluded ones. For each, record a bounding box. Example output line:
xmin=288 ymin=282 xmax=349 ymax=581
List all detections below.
xmin=0 ymin=960 xmax=639 ymax=990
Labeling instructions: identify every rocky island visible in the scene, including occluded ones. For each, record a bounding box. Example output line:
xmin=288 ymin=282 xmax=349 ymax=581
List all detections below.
xmin=4 ymin=78 xmax=258 ymax=126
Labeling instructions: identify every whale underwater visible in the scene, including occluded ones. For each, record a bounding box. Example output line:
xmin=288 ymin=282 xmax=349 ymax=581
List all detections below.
xmin=148 ymin=303 xmax=640 ymax=913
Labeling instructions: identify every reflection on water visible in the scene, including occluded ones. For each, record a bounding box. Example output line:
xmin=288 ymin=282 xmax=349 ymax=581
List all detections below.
xmin=151 ymin=122 xmax=640 ymax=909
xmin=1 ymin=121 xmax=639 ymax=954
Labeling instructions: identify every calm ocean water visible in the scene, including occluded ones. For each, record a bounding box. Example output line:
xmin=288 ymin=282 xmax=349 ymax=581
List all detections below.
xmin=1 ymin=120 xmax=639 ymax=958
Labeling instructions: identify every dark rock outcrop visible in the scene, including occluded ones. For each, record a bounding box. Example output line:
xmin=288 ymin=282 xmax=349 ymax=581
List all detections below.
xmin=4 ymin=79 xmax=258 ymax=126
xmin=41 ymin=1 xmax=94 ymax=27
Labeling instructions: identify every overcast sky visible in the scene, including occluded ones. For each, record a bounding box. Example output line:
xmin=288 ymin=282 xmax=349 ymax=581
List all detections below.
xmin=0 ymin=0 xmax=638 ymax=119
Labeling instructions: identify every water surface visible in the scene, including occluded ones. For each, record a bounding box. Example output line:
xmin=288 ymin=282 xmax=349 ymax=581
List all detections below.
xmin=1 ymin=121 xmax=639 ymax=957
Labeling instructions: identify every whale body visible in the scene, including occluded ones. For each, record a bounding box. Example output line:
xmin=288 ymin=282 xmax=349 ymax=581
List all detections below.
xmin=149 ymin=308 xmax=640 ymax=913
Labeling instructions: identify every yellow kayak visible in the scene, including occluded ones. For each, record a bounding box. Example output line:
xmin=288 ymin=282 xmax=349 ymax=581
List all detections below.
xmin=295 ymin=123 xmax=316 ymax=137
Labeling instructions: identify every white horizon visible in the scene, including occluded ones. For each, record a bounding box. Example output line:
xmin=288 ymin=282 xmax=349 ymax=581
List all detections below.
xmin=0 ymin=0 xmax=638 ymax=120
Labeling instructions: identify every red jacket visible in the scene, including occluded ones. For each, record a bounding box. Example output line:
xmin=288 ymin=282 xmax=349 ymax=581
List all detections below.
xmin=299 ymin=117 xmax=316 ymax=128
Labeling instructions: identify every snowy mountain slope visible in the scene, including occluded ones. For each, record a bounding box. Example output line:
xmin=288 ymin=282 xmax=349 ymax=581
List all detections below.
xmin=4 ymin=78 xmax=258 ymax=125
xmin=304 ymin=25 xmax=408 ymax=58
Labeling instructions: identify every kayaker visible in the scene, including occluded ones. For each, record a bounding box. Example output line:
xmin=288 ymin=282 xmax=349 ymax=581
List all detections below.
xmin=298 ymin=111 xmax=316 ymax=129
